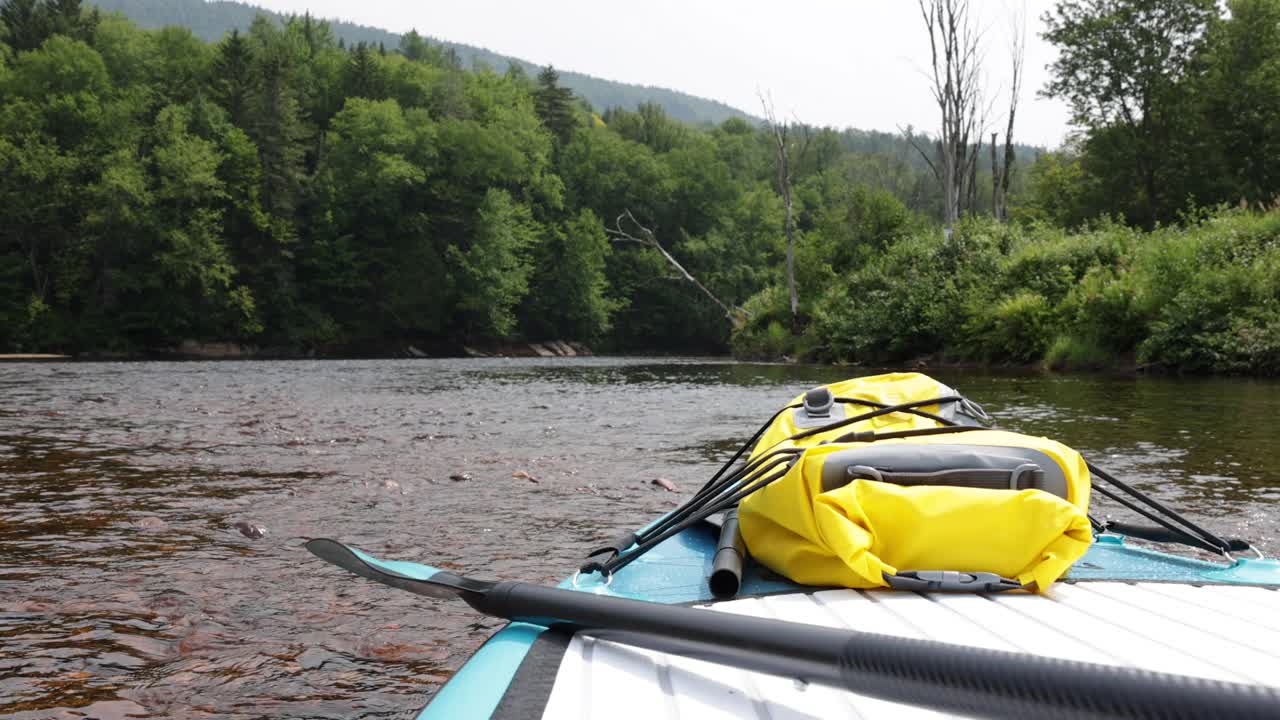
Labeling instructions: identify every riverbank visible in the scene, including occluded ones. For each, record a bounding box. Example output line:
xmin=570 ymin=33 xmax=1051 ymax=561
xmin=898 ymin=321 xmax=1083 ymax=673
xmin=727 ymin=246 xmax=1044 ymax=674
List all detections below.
xmin=18 ymin=202 xmax=1280 ymax=378
xmin=46 ymin=339 xmax=597 ymax=362
xmin=0 ymin=354 xmax=71 ymax=361
xmin=732 ymin=209 xmax=1280 ymax=375
xmin=0 ymin=347 xmax=1210 ymax=378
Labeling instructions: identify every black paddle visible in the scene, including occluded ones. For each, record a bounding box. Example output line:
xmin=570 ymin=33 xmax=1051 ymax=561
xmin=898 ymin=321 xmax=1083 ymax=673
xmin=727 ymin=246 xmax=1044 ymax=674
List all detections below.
xmin=306 ymin=538 xmax=1279 ymax=719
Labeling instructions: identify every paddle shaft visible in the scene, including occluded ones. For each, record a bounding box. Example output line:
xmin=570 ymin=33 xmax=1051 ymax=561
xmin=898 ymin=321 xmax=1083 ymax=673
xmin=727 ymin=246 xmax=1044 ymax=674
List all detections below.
xmin=469 ymin=580 xmax=1278 ymax=720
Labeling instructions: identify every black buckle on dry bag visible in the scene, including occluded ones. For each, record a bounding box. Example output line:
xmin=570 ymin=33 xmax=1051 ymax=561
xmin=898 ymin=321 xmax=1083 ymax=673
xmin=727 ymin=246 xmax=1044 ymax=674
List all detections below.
xmin=885 ymin=570 xmax=1023 ymax=593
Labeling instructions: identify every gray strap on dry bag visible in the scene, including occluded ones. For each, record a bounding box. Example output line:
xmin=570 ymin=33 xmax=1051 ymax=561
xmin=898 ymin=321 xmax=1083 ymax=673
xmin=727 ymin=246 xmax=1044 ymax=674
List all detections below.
xmin=820 ymin=444 xmax=1070 ymax=500
xmin=845 ymin=463 xmax=1044 ymax=491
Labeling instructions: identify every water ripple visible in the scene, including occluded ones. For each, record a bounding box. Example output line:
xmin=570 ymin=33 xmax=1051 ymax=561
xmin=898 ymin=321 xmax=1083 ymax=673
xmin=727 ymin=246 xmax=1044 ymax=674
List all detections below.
xmin=1 ymin=359 xmax=1277 ymax=717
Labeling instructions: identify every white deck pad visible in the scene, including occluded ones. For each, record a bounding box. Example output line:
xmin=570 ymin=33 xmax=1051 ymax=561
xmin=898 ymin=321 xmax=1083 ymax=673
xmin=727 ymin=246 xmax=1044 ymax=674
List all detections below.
xmin=539 ymin=583 xmax=1280 ymax=719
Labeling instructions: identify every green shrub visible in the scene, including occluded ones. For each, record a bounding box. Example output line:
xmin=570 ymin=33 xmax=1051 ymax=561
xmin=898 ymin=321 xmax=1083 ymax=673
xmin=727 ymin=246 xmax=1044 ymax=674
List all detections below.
xmin=1130 ymin=212 xmax=1280 ymax=372
xmin=999 ymin=221 xmax=1133 ymax=303
xmin=1138 ymin=255 xmax=1280 ymax=373
xmin=813 ymin=260 xmax=966 ymax=363
xmin=1043 ymin=335 xmax=1115 ymax=371
xmin=746 ymin=207 xmax=1280 ymax=373
xmin=964 ymin=291 xmax=1055 ymax=362
xmin=731 ymin=285 xmax=793 ymax=359
xmin=1059 ymin=266 xmax=1143 ymax=353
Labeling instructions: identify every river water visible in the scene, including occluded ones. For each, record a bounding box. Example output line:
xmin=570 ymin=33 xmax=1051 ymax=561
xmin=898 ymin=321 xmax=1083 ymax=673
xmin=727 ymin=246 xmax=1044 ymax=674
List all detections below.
xmin=2 ymin=359 xmax=1278 ymax=718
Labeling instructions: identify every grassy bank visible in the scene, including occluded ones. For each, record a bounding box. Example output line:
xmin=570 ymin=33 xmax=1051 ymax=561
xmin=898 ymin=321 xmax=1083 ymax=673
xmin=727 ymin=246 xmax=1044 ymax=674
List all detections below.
xmin=733 ymin=209 xmax=1280 ymax=374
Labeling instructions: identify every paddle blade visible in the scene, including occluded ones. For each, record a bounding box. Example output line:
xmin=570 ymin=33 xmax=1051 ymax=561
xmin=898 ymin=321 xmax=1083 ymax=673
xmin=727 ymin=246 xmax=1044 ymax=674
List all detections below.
xmin=305 ymin=538 xmax=493 ymax=600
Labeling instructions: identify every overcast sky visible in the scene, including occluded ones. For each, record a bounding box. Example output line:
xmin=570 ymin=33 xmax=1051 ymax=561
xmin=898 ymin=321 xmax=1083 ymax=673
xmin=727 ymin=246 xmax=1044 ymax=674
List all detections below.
xmin=250 ymin=0 xmax=1074 ymax=148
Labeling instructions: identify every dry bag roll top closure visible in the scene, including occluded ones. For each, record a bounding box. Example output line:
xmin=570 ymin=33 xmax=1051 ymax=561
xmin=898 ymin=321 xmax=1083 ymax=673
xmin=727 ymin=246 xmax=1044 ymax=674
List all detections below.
xmin=737 ymin=373 xmax=1093 ymax=592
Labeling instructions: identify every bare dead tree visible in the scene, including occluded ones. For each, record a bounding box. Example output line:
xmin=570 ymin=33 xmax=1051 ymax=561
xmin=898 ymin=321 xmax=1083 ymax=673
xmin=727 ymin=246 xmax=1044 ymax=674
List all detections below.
xmin=901 ymin=124 xmax=941 ymax=181
xmin=606 ymin=210 xmax=746 ymax=329
xmin=759 ymin=91 xmax=809 ymax=334
xmin=996 ymin=3 xmax=1026 ymax=221
xmin=968 ymin=139 xmax=979 ymax=213
xmin=915 ymin=0 xmax=985 ymax=227
xmin=897 ymin=124 xmax=936 ymax=211
xmin=991 ymin=131 xmax=1000 ymax=215
xmin=965 ymin=96 xmax=995 ymax=215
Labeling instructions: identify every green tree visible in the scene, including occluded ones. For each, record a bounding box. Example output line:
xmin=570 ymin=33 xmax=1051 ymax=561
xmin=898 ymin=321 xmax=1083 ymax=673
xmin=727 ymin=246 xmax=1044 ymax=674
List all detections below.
xmin=1042 ymin=0 xmax=1217 ymax=225
xmin=245 ymin=16 xmax=307 ymax=226
xmin=1019 ymin=148 xmax=1100 ymax=228
xmin=0 ymin=5 xmax=1082 ymax=360
xmin=533 ymin=64 xmax=575 ymax=145
xmin=398 ymin=28 xmax=430 ymax=62
xmin=1199 ymin=0 xmax=1280 ymax=207
xmin=449 ymin=188 xmax=537 ymax=337
xmin=524 ymin=208 xmax=618 ymax=340
xmin=430 ymin=68 xmax=559 ymax=231
xmin=0 ymin=133 xmax=79 ymax=347
xmin=148 ymin=26 xmax=212 ymax=107
xmin=605 ymin=101 xmax=687 ymax=153
xmin=212 ymin=28 xmax=253 ymax=127
xmin=291 ymin=11 xmax=333 ymax=58
xmin=187 ymin=95 xmax=284 ymax=336
xmin=144 ymin=103 xmax=257 ymax=340
xmin=382 ymin=51 xmax=442 ymax=109
xmin=90 ymin=12 xmax=150 ymax=88
xmin=45 ymin=0 xmax=94 ymax=43
xmin=559 ymin=124 xmax=668 ymax=223
xmin=0 ymin=35 xmax=110 ymax=347
xmin=310 ymin=97 xmax=441 ymax=338
xmin=0 ymin=0 xmax=47 ymax=52
xmin=344 ymin=41 xmax=385 ymax=99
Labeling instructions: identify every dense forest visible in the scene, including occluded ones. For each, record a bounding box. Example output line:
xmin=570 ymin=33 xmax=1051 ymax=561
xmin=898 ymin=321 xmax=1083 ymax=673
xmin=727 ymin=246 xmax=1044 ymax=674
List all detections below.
xmin=2 ymin=0 xmax=1280 ymax=373
xmin=88 ymin=0 xmax=754 ymax=126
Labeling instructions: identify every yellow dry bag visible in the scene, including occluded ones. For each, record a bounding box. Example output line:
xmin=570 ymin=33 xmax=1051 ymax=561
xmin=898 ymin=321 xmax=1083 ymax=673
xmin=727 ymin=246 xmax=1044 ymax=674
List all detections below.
xmin=737 ymin=373 xmax=1093 ymax=592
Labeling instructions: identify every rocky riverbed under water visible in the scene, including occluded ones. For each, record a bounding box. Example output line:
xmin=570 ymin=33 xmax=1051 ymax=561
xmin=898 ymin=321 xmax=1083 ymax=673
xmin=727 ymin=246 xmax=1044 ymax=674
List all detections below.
xmin=3 ymin=359 xmax=1278 ymax=718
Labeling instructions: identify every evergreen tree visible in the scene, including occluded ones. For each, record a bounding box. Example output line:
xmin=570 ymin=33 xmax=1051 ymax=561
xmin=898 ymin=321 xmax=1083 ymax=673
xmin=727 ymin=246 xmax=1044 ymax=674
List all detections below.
xmin=442 ymin=45 xmax=460 ymax=69
xmin=246 ymin=16 xmax=308 ymax=224
xmin=45 ymin=0 xmax=93 ymax=42
xmin=0 ymin=0 xmax=48 ymax=52
xmin=344 ymin=41 xmax=383 ymax=99
xmin=297 ymin=11 xmax=316 ymax=56
xmin=534 ymin=65 xmax=575 ymax=145
xmin=605 ymin=102 xmax=686 ymax=153
xmin=398 ymin=29 xmax=429 ymax=62
xmin=240 ymin=13 xmax=308 ymax=338
xmin=212 ymin=28 xmax=253 ymax=128
xmin=505 ymin=61 xmax=529 ymax=85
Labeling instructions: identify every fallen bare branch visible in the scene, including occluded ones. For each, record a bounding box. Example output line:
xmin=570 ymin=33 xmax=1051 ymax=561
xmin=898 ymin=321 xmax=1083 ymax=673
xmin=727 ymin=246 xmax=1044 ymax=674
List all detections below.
xmin=606 ymin=210 xmax=747 ymax=329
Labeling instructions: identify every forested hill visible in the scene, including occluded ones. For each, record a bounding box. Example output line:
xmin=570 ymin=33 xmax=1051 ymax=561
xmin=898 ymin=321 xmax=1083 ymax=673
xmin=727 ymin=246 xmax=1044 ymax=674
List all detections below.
xmin=86 ymin=0 xmax=1045 ymax=164
xmin=0 ymin=2 xmax=1043 ymax=361
xmin=88 ymin=0 xmax=752 ymax=125
xmin=10 ymin=0 xmax=1279 ymax=373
